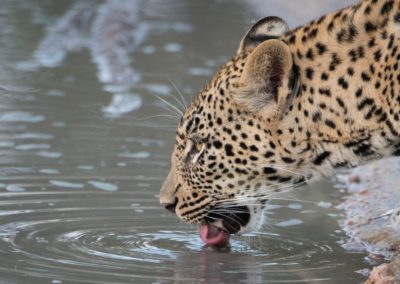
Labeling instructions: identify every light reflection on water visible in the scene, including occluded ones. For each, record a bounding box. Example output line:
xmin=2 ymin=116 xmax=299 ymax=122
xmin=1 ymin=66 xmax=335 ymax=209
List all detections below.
xmin=0 ymin=0 xmax=368 ymax=283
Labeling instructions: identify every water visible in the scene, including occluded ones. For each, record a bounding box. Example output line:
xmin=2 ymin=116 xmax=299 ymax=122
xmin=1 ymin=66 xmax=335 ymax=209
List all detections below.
xmin=0 ymin=0 xmax=368 ymax=283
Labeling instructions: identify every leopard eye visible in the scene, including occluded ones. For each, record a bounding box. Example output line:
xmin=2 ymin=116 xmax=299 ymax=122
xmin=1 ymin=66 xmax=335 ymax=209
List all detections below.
xmin=184 ymin=138 xmax=205 ymax=165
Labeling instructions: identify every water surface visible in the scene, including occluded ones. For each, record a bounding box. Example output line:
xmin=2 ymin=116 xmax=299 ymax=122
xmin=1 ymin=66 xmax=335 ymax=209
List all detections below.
xmin=0 ymin=1 xmax=369 ymax=283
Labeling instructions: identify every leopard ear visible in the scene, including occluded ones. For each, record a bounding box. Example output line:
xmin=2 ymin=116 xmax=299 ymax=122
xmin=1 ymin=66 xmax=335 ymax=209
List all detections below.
xmin=238 ymin=16 xmax=289 ymax=54
xmin=236 ymin=39 xmax=294 ymax=116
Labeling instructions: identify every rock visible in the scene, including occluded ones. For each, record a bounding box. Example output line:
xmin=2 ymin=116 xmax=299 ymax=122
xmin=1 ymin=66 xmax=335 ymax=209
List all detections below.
xmin=366 ymin=257 xmax=400 ymax=284
xmin=337 ymin=157 xmax=400 ymax=283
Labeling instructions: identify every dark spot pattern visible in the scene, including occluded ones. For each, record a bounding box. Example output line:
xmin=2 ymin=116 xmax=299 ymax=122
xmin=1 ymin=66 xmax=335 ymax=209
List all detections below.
xmin=162 ymin=0 xmax=400 ymax=229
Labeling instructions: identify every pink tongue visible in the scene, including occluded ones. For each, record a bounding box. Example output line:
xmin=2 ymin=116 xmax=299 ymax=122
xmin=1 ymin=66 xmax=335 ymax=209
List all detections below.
xmin=199 ymin=224 xmax=230 ymax=246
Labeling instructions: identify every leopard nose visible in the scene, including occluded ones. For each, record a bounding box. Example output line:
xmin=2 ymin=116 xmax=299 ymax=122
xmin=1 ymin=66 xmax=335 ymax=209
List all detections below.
xmin=162 ymin=198 xmax=177 ymax=213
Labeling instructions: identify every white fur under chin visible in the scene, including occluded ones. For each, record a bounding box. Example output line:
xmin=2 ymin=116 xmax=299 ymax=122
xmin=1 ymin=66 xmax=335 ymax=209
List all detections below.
xmin=238 ymin=204 xmax=266 ymax=234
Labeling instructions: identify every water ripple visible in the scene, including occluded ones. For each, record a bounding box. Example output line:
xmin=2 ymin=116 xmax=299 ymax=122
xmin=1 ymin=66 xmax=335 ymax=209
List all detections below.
xmin=0 ymin=111 xmax=45 ymax=123
xmin=0 ymin=189 xmax=365 ymax=283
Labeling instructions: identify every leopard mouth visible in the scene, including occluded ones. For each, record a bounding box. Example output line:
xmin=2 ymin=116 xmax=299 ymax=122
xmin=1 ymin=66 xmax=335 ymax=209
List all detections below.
xmin=198 ymin=223 xmax=230 ymax=246
xmin=199 ymin=205 xmax=250 ymax=246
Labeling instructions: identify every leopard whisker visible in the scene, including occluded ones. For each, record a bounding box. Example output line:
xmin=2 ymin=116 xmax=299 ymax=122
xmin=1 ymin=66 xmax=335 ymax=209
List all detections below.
xmin=214 ymin=184 xmax=314 ymax=205
xmin=140 ymin=72 xmax=189 ymax=111
xmin=162 ymin=92 xmax=186 ymax=115
xmin=210 ymin=208 xmax=250 ymax=214
xmin=158 ymin=105 xmax=183 ymax=120
xmin=155 ymin=95 xmax=183 ymax=117
xmin=167 ymin=76 xmax=188 ymax=111
xmin=136 ymin=114 xmax=181 ymax=121
xmin=215 ymin=198 xmax=315 ymax=207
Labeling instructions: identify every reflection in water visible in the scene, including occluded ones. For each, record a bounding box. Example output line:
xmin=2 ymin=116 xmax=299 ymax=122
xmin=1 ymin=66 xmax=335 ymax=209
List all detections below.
xmin=32 ymin=2 xmax=92 ymax=68
xmin=17 ymin=0 xmax=192 ymax=117
xmin=102 ymin=93 xmax=143 ymax=117
xmin=170 ymin=250 xmax=264 ymax=284
xmin=91 ymin=0 xmax=145 ymax=88
xmin=0 ymin=0 xmax=370 ymax=283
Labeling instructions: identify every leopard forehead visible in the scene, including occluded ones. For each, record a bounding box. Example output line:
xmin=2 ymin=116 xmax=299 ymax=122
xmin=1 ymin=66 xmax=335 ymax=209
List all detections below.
xmin=178 ymin=55 xmax=249 ymax=137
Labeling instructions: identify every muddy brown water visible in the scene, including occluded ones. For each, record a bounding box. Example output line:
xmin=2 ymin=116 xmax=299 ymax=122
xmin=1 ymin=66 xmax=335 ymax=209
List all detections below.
xmin=0 ymin=0 xmax=370 ymax=283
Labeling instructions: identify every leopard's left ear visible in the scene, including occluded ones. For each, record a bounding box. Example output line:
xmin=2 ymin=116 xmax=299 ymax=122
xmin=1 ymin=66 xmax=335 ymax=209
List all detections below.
xmin=235 ymin=39 xmax=294 ymax=117
xmin=238 ymin=16 xmax=289 ymax=54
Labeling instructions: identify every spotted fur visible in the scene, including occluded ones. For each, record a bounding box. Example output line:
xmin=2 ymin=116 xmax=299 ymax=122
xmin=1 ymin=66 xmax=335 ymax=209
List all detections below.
xmin=160 ymin=0 xmax=400 ymax=234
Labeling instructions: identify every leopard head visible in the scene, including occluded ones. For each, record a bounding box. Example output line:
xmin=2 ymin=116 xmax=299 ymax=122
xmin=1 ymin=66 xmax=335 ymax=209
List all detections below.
xmin=160 ymin=17 xmax=309 ymax=241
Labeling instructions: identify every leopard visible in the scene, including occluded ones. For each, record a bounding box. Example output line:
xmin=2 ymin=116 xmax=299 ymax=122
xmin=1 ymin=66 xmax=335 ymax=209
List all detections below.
xmin=160 ymin=0 xmax=400 ymax=246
